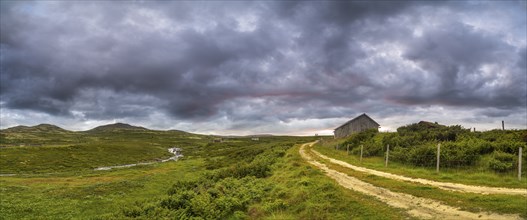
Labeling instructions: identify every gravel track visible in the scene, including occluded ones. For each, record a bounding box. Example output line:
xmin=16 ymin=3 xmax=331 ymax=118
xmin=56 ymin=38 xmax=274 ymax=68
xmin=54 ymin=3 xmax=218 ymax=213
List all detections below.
xmin=299 ymin=142 xmax=522 ymax=220
xmin=311 ymin=148 xmax=527 ymax=196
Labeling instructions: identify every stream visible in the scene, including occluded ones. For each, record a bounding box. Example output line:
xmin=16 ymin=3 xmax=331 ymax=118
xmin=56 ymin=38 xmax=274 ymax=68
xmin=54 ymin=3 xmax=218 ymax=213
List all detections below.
xmin=94 ymin=147 xmax=182 ymax=171
xmin=0 ymin=148 xmax=183 ymax=176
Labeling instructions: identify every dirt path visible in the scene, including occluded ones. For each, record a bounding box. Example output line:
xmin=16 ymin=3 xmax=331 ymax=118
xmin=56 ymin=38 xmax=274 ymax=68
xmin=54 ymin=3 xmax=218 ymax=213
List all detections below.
xmin=299 ymin=142 xmax=522 ymax=220
xmin=310 ymin=147 xmax=527 ymax=196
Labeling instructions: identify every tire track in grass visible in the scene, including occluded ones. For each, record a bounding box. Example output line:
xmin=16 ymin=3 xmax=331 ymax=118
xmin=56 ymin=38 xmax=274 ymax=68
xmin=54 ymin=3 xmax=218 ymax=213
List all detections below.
xmin=311 ymin=147 xmax=527 ymax=196
xmin=299 ymin=142 xmax=522 ymax=220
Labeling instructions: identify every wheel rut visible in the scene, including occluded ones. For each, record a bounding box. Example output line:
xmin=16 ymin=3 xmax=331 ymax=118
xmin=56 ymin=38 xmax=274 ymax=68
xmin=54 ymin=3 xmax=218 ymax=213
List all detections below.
xmin=311 ymin=148 xmax=527 ymax=196
xmin=299 ymin=142 xmax=522 ymax=220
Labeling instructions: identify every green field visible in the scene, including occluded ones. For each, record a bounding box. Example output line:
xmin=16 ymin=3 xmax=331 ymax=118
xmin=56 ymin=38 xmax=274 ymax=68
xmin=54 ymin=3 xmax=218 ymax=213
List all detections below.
xmin=0 ymin=124 xmax=413 ymax=219
xmin=1 ymin=123 xmax=525 ymax=219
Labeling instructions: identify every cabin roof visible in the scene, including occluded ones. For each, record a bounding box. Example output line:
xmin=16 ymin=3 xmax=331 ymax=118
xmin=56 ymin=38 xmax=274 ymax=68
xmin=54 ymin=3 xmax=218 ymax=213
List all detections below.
xmin=334 ymin=113 xmax=380 ymax=130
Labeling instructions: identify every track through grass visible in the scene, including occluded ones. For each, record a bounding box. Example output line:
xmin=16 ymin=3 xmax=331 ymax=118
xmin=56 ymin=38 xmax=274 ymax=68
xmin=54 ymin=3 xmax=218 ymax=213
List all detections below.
xmin=305 ymin=143 xmax=527 ymax=218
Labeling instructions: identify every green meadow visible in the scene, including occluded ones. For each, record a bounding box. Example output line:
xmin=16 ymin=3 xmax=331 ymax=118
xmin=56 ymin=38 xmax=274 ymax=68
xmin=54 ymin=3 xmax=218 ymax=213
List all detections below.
xmin=0 ymin=124 xmax=412 ymax=219
xmin=1 ymin=123 xmax=526 ymax=219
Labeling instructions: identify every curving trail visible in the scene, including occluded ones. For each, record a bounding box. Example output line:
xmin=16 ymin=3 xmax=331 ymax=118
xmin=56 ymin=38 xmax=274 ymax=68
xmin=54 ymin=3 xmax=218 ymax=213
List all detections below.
xmin=310 ymin=148 xmax=527 ymax=196
xmin=299 ymin=142 xmax=522 ymax=220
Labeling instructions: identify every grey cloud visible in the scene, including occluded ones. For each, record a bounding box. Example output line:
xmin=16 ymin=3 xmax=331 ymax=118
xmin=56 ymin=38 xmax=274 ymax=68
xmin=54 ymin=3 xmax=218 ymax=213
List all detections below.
xmin=477 ymin=108 xmax=520 ymax=118
xmin=1 ymin=2 xmax=282 ymax=118
xmin=396 ymin=21 xmax=526 ymax=108
xmin=518 ymin=47 xmax=526 ymax=70
xmin=1 ymin=1 xmax=525 ymax=132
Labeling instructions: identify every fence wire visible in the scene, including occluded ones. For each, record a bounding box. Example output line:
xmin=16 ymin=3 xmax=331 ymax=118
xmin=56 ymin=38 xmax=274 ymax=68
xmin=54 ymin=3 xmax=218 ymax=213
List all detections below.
xmin=332 ymin=144 xmax=525 ymax=177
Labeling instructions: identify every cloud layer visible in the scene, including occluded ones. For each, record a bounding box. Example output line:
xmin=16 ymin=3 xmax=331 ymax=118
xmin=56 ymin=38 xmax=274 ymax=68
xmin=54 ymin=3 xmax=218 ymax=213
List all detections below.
xmin=1 ymin=1 xmax=526 ymax=134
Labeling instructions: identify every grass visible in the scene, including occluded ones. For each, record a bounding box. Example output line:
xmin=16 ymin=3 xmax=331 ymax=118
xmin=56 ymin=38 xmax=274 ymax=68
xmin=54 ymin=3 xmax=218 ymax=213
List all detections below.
xmin=2 ymin=125 xmax=525 ymax=219
xmin=0 ymin=128 xmax=211 ymax=174
xmin=0 ymin=159 xmax=205 ymax=219
xmin=306 ymin=145 xmax=527 ymax=218
xmin=249 ymin=144 xmax=414 ymax=220
xmin=0 ymin=134 xmax=414 ymax=219
xmin=315 ymin=140 xmax=527 ymax=188
xmin=107 ymin=140 xmax=412 ymax=219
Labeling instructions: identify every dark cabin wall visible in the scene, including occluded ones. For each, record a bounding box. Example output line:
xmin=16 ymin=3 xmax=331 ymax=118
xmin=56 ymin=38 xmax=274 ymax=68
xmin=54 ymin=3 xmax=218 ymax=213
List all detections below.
xmin=334 ymin=116 xmax=379 ymax=139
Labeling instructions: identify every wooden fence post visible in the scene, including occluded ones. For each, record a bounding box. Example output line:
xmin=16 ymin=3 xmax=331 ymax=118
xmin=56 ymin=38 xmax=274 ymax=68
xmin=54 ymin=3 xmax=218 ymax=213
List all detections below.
xmin=385 ymin=144 xmax=389 ymax=167
xmin=360 ymin=145 xmax=363 ymax=163
xmin=436 ymin=143 xmax=441 ymax=173
xmin=519 ymin=147 xmax=523 ymax=181
xmin=347 ymin=144 xmax=349 ymax=155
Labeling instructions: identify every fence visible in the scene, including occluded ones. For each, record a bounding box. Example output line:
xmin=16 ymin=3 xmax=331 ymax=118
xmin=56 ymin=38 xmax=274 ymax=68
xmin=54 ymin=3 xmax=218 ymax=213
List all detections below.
xmin=337 ymin=143 xmax=525 ymax=181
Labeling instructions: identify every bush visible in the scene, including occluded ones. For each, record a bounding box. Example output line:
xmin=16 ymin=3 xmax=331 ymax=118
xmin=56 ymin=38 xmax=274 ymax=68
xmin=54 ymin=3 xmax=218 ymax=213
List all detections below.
xmin=342 ymin=129 xmax=378 ymax=149
xmin=488 ymin=151 xmax=517 ymax=173
xmin=397 ymin=123 xmax=469 ymax=142
xmin=337 ymin=124 xmax=525 ymax=172
xmin=408 ymin=145 xmax=437 ymax=167
xmin=389 ymin=147 xmax=410 ymax=164
xmin=120 ymin=144 xmax=290 ymax=219
xmin=145 ymin=176 xmax=271 ymax=219
xmin=358 ymin=144 xmax=383 ymax=157
xmin=389 ymin=142 xmax=481 ymax=168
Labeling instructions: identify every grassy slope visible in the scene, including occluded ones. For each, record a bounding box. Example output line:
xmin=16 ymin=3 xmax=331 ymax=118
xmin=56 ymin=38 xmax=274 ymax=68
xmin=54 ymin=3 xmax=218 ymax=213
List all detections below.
xmin=249 ymin=144 xmax=413 ymax=220
xmin=0 ymin=159 xmax=204 ymax=219
xmin=0 ymin=129 xmax=207 ymax=174
xmin=2 ymin=124 xmax=524 ymax=219
xmin=0 ymin=133 xmax=413 ymax=219
xmin=315 ymin=140 xmax=527 ymax=188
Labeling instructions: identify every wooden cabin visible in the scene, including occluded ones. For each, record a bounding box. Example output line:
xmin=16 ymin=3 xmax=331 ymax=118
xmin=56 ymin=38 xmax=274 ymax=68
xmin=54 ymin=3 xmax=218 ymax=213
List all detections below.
xmin=334 ymin=113 xmax=380 ymax=139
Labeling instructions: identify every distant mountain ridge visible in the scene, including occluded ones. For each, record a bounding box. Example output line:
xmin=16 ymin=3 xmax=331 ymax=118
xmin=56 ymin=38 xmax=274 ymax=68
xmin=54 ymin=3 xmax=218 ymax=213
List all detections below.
xmin=87 ymin=123 xmax=148 ymax=132
xmin=220 ymin=134 xmax=275 ymax=138
xmin=2 ymin=124 xmax=71 ymax=133
xmin=0 ymin=122 xmax=199 ymax=135
xmin=0 ymin=123 xmax=262 ymax=136
xmin=1 ymin=122 xmax=152 ymax=133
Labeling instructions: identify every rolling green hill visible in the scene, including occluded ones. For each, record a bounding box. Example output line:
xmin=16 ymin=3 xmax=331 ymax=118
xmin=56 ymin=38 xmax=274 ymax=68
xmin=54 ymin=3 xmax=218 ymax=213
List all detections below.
xmin=5 ymin=126 xmax=385 ymax=220
xmin=2 ymin=124 xmax=72 ymax=134
xmin=1 ymin=123 xmax=526 ymax=219
xmin=86 ymin=123 xmax=148 ymax=133
xmin=0 ymin=123 xmax=209 ymax=173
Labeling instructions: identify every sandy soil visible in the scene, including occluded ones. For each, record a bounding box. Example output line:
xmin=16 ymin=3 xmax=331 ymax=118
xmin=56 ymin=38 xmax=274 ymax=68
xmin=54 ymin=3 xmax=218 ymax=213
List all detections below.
xmin=310 ymin=147 xmax=527 ymax=196
xmin=299 ymin=142 xmax=522 ymax=220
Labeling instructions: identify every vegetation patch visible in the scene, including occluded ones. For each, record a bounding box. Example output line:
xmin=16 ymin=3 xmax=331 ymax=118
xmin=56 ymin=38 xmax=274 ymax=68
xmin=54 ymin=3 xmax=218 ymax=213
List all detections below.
xmin=306 ymin=146 xmax=527 ymax=218
xmin=320 ymin=123 xmax=527 ymax=187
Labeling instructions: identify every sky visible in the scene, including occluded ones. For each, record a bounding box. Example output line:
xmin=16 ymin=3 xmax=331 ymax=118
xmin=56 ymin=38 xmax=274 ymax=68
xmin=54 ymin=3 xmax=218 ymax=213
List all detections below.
xmin=0 ymin=1 xmax=526 ymax=135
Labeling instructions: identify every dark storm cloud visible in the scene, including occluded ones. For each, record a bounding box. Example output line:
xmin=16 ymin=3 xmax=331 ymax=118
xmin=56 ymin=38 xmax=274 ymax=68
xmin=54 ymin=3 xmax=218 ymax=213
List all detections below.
xmin=1 ymin=1 xmax=281 ymax=118
xmin=1 ymin=1 xmax=525 ymax=132
xmin=398 ymin=21 xmax=526 ymax=108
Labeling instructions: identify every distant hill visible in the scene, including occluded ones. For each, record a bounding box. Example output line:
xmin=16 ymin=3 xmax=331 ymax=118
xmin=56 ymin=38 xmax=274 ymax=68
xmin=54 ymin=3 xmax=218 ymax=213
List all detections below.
xmin=246 ymin=134 xmax=274 ymax=137
xmin=86 ymin=123 xmax=148 ymax=133
xmin=219 ymin=134 xmax=275 ymax=138
xmin=167 ymin=129 xmax=191 ymax=134
xmin=1 ymin=122 xmax=195 ymax=135
xmin=2 ymin=124 xmax=72 ymax=133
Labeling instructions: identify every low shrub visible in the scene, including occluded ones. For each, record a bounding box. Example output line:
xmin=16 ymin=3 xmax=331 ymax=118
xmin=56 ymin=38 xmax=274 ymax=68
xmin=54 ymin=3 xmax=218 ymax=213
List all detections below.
xmin=333 ymin=124 xmax=526 ymax=172
xmin=488 ymin=151 xmax=517 ymax=173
